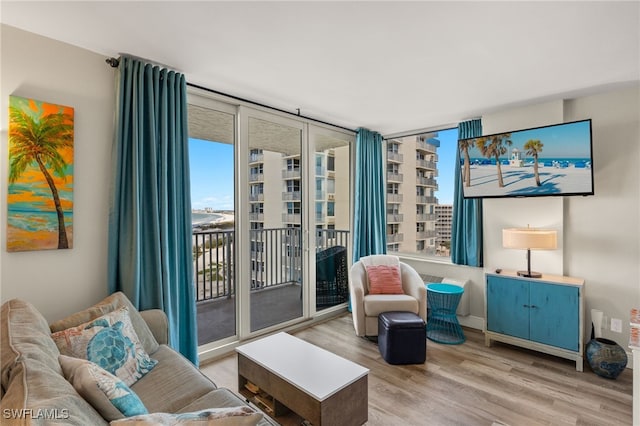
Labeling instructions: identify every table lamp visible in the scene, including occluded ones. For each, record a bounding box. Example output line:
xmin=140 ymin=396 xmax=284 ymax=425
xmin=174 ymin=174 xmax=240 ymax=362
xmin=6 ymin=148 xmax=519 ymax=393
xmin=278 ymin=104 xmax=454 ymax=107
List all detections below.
xmin=502 ymin=226 xmax=557 ymax=278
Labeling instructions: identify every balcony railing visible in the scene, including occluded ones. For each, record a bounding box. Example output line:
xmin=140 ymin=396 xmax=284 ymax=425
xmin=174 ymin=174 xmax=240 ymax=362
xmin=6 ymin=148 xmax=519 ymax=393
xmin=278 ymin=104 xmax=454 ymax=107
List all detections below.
xmin=282 ymin=191 xmax=301 ymax=201
xmin=282 ymin=169 xmax=301 ymax=179
xmin=387 ymin=193 xmax=403 ymax=203
xmin=193 ymin=228 xmax=350 ymax=302
xmin=416 ymin=213 xmax=437 ymax=221
xmin=387 ymin=152 xmax=403 ymax=162
xmin=416 ymin=159 xmax=437 ymax=170
xmin=387 ymin=213 xmax=404 ymax=223
xmin=387 ymin=172 xmax=403 ymax=182
xmin=416 ymin=195 xmax=438 ymax=204
xmin=387 ymin=233 xmax=404 ymax=243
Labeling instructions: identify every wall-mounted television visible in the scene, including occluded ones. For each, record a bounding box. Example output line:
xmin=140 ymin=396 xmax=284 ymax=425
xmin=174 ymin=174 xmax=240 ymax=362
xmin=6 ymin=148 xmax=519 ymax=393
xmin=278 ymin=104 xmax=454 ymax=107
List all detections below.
xmin=459 ymin=119 xmax=594 ymax=199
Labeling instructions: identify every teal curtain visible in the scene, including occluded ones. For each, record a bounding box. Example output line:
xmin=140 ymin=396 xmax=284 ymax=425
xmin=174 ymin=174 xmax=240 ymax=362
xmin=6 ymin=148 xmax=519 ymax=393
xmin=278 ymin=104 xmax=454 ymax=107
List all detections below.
xmin=352 ymin=128 xmax=386 ymax=263
xmin=451 ymin=119 xmax=483 ymax=267
xmin=108 ymin=57 xmax=198 ymax=365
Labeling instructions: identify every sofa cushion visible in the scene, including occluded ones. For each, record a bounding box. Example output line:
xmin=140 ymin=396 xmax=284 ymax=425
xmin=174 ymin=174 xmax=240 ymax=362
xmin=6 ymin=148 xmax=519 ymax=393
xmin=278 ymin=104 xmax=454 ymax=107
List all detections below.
xmin=131 ymin=345 xmax=218 ymax=413
xmin=59 ymin=355 xmax=148 ymax=421
xmin=110 ymin=407 xmax=263 ymax=425
xmin=178 ymin=388 xmax=256 ymax=413
xmin=1 ymin=299 xmax=107 ymax=425
xmin=49 ymin=292 xmax=159 ymax=356
xmin=51 ymin=307 xmax=157 ymax=386
xmin=363 ymin=294 xmax=419 ymax=317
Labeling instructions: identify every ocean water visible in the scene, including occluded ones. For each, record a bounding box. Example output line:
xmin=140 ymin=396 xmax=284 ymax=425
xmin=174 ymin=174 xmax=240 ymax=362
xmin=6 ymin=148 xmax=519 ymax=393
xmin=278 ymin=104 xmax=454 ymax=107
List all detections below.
xmin=467 ymin=157 xmax=591 ymax=166
xmin=8 ymin=209 xmax=73 ymax=232
xmin=192 ymin=212 xmax=222 ymax=225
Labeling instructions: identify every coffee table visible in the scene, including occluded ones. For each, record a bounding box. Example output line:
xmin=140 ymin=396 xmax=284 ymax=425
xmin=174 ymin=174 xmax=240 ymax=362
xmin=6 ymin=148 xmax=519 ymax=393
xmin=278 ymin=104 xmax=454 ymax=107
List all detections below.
xmin=236 ymin=332 xmax=369 ymax=426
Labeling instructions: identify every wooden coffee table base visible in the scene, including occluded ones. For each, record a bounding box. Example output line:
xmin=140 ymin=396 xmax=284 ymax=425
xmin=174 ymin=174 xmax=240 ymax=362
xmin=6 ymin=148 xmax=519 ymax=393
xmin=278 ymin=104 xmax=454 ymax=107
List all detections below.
xmin=238 ymin=353 xmax=368 ymax=426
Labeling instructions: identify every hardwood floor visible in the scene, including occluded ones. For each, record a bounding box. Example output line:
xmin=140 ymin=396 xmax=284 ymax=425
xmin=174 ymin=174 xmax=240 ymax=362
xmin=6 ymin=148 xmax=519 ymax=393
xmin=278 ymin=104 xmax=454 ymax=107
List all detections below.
xmin=200 ymin=313 xmax=633 ymax=426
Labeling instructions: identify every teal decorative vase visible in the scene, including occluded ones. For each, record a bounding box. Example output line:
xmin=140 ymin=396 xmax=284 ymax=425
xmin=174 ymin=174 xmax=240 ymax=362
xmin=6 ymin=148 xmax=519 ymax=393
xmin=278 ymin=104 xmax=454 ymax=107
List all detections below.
xmin=585 ymin=338 xmax=628 ymax=379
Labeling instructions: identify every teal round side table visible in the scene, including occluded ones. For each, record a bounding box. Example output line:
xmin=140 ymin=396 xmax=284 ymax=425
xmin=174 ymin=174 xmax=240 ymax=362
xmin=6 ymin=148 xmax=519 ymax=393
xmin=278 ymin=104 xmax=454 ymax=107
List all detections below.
xmin=426 ymin=283 xmax=465 ymax=344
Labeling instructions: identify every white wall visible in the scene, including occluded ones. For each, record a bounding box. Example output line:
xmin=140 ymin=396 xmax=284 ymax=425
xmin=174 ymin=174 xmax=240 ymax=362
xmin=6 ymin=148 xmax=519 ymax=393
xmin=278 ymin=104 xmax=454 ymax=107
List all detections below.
xmin=0 ymin=25 xmax=114 ymax=322
xmin=2 ymin=25 xmax=638 ymax=355
xmin=563 ymin=87 xmax=640 ymax=346
xmin=406 ymin=86 xmax=640 ymax=358
xmin=483 ymin=100 xmax=565 ymax=276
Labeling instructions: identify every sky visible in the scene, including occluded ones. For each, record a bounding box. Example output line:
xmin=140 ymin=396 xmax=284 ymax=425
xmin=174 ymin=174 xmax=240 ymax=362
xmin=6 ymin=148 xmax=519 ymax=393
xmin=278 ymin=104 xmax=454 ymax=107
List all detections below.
xmin=433 ymin=127 xmax=458 ymax=205
xmin=189 ymin=128 xmax=459 ymax=210
xmin=465 ymin=120 xmax=592 ymax=159
xmin=189 ymin=138 xmax=234 ymax=210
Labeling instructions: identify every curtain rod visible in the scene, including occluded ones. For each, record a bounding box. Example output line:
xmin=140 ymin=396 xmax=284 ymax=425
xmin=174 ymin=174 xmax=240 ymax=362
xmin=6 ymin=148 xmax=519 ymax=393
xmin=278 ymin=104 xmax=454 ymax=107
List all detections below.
xmin=187 ymin=82 xmax=357 ymax=134
xmin=105 ymin=56 xmax=356 ymax=134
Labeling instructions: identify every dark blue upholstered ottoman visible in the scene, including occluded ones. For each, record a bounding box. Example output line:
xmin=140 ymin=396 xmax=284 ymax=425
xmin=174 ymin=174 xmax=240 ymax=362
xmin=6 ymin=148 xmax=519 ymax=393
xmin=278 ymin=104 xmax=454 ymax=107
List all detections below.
xmin=378 ymin=311 xmax=426 ymax=365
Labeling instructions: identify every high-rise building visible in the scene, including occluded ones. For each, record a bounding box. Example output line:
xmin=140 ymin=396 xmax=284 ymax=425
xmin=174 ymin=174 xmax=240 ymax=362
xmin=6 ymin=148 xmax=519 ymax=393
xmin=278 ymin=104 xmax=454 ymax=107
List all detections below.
xmin=386 ymin=133 xmax=441 ymax=255
xmin=435 ymin=204 xmax=453 ymax=256
xmin=248 ymin=146 xmax=350 ymax=288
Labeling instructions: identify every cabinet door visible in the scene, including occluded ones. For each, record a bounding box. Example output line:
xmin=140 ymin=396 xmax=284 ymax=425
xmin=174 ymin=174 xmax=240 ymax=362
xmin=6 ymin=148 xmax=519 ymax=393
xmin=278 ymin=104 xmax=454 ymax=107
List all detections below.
xmin=529 ymin=282 xmax=579 ymax=351
xmin=487 ymin=276 xmax=530 ymax=339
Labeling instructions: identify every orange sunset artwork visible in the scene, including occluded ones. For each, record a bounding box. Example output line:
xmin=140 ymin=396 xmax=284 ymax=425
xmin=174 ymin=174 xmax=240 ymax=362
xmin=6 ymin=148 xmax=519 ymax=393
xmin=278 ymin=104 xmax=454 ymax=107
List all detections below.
xmin=8 ymin=96 xmax=74 ymax=252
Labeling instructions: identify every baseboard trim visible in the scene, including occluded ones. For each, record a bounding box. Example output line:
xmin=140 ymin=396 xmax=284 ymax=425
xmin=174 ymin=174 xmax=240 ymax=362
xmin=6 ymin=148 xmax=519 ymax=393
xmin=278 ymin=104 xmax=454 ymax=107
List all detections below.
xmin=458 ymin=315 xmax=484 ymax=330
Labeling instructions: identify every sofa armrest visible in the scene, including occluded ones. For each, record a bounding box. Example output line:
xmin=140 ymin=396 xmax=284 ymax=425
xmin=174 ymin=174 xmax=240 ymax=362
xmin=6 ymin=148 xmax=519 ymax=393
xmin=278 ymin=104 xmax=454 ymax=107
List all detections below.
xmin=400 ymin=262 xmax=427 ymax=322
xmin=140 ymin=309 xmax=169 ymax=346
xmin=349 ymin=262 xmax=367 ymax=337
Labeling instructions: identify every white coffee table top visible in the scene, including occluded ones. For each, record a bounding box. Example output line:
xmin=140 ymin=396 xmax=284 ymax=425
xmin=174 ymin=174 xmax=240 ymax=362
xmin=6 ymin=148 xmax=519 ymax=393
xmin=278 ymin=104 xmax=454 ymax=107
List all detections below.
xmin=236 ymin=332 xmax=369 ymax=401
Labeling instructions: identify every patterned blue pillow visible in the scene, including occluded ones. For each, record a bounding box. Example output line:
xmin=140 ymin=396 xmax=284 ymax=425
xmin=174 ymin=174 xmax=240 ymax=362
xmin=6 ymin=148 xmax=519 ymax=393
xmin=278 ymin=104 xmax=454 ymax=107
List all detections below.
xmin=52 ymin=307 xmax=157 ymax=386
xmin=59 ymin=355 xmax=148 ymax=421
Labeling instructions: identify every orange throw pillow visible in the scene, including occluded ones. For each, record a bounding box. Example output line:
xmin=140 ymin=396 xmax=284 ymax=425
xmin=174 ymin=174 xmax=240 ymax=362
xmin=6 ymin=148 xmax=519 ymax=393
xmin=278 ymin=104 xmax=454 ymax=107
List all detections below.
xmin=366 ymin=265 xmax=404 ymax=294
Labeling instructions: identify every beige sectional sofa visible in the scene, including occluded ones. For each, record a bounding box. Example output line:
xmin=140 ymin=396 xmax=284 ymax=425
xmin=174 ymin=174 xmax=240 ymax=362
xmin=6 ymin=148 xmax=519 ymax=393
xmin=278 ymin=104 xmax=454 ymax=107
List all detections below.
xmin=0 ymin=293 xmax=275 ymax=425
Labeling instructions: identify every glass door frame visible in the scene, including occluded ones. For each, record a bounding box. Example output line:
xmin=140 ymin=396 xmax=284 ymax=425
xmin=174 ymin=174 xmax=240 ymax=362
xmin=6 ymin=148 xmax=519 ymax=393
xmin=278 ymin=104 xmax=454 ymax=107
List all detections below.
xmin=190 ymin=87 xmax=355 ymax=360
xmin=238 ymin=106 xmax=309 ymax=340
xmin=187 ymin=90 xmax=239 ymax=355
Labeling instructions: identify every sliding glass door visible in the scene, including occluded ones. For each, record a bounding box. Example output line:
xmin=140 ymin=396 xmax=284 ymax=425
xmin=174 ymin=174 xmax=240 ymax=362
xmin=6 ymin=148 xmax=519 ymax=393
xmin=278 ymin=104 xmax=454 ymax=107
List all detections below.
xmin=309 ymin=125 xmax=353 ymax=311
xmin=187 ymin=97 xmax=237 ymax=349
xmin=189 ymin=90 xmax=354 ymax=354
xmin=243 ymin=110 xmax=305 ymax=333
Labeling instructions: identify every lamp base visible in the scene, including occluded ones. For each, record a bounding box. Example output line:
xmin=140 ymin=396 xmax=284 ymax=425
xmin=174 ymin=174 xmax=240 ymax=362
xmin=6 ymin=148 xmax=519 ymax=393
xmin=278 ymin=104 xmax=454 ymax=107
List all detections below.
xmin=517 ymin=270 xmax=542 ymax=278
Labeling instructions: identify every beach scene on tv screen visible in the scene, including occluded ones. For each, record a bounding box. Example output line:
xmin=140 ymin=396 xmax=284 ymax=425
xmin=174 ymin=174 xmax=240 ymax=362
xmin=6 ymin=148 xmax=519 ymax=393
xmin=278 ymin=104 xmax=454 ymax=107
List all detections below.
xmin=460 ymin=120 xmax=593 ymax=198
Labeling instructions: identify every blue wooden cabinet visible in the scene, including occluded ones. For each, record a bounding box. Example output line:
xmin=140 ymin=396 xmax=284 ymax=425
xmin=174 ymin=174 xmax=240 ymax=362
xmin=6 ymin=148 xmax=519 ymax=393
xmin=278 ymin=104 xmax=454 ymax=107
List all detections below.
xmin=485 ymin=271 xmax=585 ymax=371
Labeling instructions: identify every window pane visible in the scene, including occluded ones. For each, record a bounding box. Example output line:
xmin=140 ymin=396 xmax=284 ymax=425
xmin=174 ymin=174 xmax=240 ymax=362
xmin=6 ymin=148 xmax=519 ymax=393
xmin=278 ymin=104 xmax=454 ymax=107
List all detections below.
xmin=248 ymin=116 xmax=303 ymax=332
xmin=386 ymin=128 xmax=457 ymax=258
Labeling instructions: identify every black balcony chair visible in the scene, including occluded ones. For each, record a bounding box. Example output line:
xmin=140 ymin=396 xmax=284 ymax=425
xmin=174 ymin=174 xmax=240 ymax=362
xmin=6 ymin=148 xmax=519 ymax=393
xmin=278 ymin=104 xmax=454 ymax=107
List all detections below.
xmin=315 ymin=245 xmax=348 ymax=309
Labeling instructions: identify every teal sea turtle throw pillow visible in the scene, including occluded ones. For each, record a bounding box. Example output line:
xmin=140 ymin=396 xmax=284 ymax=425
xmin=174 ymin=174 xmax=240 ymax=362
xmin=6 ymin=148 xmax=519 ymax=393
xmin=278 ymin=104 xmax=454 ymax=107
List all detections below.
xmin=52 ymin=306 xmax=157 ymax=386
xmin=59 ymin=355 xmax=148 ymax=421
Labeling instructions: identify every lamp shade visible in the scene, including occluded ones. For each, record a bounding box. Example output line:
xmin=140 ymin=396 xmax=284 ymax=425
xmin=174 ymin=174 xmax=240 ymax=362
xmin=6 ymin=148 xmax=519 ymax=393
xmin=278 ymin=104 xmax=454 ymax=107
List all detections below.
xmin=502 ymin=228 xmax=557 ymax=250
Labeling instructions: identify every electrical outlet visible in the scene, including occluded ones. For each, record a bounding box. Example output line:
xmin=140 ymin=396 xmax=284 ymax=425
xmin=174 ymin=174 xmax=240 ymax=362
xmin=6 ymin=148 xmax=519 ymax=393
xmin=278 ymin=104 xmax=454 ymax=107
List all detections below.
xmin=611 ymin=318 xmax=623 ymax=333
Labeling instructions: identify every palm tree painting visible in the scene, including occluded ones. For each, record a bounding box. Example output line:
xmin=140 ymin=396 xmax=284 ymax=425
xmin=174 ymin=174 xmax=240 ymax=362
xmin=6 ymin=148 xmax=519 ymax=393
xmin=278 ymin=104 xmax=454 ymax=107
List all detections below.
xmin=524 ymin=139 xmax=544 ymax=186
xmin=7 ymin=96 xmax=74 ymax=252
xmin=475 ymin=133 xmax=513 ymax=188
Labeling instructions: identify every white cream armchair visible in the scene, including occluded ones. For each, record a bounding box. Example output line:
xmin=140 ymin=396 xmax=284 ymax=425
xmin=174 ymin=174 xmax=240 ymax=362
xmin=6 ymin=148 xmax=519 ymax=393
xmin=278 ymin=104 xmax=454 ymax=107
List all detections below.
xmin=349 ymin=255 xmax=427 ymax=337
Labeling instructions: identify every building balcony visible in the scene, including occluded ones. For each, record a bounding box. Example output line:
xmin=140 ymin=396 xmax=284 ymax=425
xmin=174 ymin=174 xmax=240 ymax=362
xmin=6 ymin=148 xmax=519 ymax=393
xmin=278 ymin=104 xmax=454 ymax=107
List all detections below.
xmin=249 ymin=193 xmax=264 ymax=202
xmin=249 ymin=153 xmax=264 ymax=163
xmin=249 ymin=173 xmax=264 ymax=182
xmin=416 ymin=213 xmax=437 ymax=222
xmin=387 ymin=172 xmax=403 ymax=182
xmin=416 ymin=195 xmax=438 ymax=204
xmin=282 ymin=191 xmax=301 ymax=201
xmin=248 ymin=213 xmax=264 ymax=221
xmin=387 ymin=193 xmax=403 ymax=203
xmin=416 ymin=159 xmax=437 ymax=170
xmin=387 ymin=213 xmax=404 ymax=223
xmin=387 ymin=233 xmax=404 ymax=243
xmin=416 ymin=140 xmax=438 ymax=154
xmin=282 ymin=169 xmax=301 ymax=179
xmin=387 ymin=152 xmax=403 ymax=163
xmin=416 ymin=176 xmax=438 ymax=188
xmin=282 ymin=213 xmax=302 ymax=223
xmin=194 ymin=228 xmax=350 ymax=345
xmin=416 ymin=230 xmax=437 ymax=239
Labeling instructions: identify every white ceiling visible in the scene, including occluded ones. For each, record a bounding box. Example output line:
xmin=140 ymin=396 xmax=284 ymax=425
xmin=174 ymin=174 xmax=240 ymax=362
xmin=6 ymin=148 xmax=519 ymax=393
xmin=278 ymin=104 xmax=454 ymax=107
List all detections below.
xmin=2 ymin=1 xmax=639 ymax=135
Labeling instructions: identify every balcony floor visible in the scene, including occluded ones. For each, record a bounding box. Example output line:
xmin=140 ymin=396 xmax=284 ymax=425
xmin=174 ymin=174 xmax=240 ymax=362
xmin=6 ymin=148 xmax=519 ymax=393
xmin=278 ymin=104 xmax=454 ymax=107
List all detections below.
xmin=197 ymin=283 xmax=302 ymax=346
